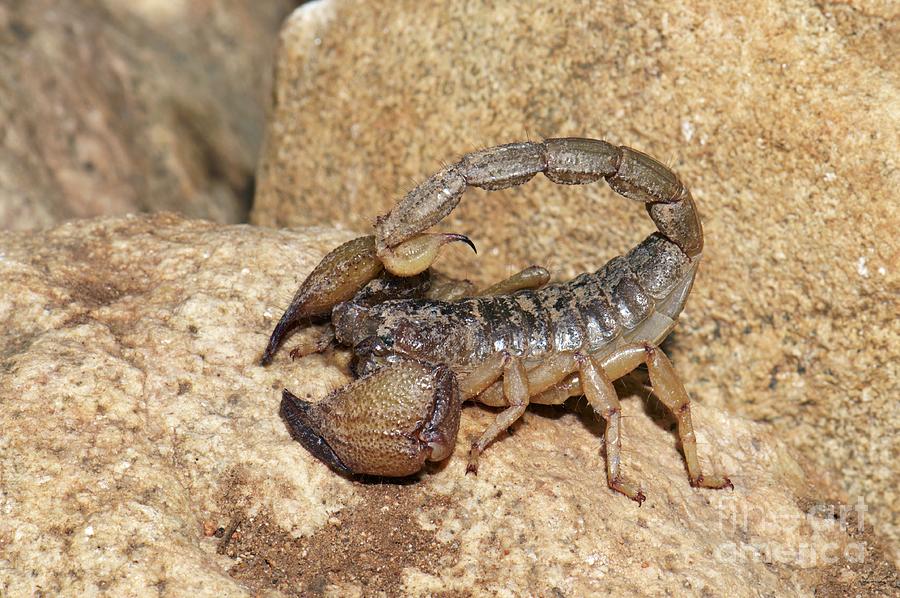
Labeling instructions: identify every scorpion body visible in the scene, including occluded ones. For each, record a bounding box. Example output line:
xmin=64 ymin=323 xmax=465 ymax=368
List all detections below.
xmin=262 ymin=138 xmax=731 ymax=504
xmin=338 ymin=233 xmax=696 ymax=376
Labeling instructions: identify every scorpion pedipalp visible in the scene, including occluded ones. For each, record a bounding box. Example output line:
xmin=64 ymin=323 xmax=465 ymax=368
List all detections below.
xmin=261 ymin=235 xmax=384 ymax=365
xmin=280 ymin=360 xmax=461 ymax=477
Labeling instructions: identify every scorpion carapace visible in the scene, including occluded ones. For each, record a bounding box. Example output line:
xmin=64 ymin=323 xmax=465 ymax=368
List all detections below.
xmin=263 ymin=138 xmax=732 ymax=504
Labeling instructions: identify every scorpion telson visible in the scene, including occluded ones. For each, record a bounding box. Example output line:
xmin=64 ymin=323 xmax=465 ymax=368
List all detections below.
xmin=263 ymin=138 xmax=732 ymax=504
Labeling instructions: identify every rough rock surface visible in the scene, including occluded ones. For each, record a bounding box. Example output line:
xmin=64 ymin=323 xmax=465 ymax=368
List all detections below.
xmin=1 ymin=215 xmax=897 ymax=596
xmin=0 ymin=0 xmax=298 ymax=230
xmin=253 ymin=0 xmax=900 ymax=554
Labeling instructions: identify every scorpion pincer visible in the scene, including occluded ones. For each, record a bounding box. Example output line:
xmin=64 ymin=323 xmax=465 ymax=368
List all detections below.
xmin=261 ymin=138 xmax=732 ymax=504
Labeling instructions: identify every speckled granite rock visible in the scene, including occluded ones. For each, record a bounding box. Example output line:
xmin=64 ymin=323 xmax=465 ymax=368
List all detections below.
xmin=0 ymin=215 xmax=896 ymax=595
xmin=252 ymin=0 xmax=900 ymax=556
xmin=0 ymin=0 xmax=298 ymax=230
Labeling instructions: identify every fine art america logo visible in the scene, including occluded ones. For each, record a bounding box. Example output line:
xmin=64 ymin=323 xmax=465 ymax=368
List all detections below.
xmin=711 ymin=496 xmax=869 ymax=567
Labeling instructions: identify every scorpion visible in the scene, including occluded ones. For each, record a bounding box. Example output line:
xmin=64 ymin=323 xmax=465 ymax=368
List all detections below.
xmin=261 ymin=138 xmax=732 ymax=504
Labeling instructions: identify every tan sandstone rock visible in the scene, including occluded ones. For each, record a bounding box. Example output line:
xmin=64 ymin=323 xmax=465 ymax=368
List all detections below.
xmin=0 ymin=215 xmax=896 ymax=595
xmin=252 ymin=0 xmax=900 ymax=556
xmin=0 ymin=0 xmax=298 ymax=230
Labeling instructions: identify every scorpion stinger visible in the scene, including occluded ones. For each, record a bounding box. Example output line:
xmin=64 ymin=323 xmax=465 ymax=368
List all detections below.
xmin=377 ymin=232 xmax=477 ymax=277
xmin=265 ymin=137 xmax=732 ymax=503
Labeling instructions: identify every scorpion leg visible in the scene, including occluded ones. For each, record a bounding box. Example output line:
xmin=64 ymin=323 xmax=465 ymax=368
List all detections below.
xmin=425 ymin=265 xmax=550 ymax=302
xmin=479 ymin=352 xmax=645 ymax=502
xmin=472 ymin=352 xmax=647 ymax=502
xmin=529 ymin=373 xmax=582 ymax=405
xmin=462 ymin=355 xmax=530 ymax=475
xmin=575 ymin=354 xmax=645 ymax=504
xmin=601 ymin=343 xmax=733 ymax=490
xmin=425 ymin=271 xmax=478 ymax=302
xmin=473 ymin=352 xmax=577 ymax=409
xmin=457 ymin=351 xmax=510 ymax=401
xmin=288 ymin=324 xmax=336 ymax=360
xmin=474 ymin=265 xmax=551 ymax=296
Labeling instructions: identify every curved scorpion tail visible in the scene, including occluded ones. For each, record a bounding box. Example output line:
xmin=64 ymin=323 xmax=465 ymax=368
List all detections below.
xmin=373 ymin=138 xmax=703 ymax=276
xmin=261 ymin=235 xmax=384 ymax=365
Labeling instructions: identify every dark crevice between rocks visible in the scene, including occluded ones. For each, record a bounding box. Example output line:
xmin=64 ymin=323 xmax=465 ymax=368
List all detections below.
xmin=170 ymin=102 xmax=256 ymax=223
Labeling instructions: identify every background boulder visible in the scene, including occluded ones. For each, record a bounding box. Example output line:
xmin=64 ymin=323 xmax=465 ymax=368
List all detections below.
xmin=0 ymin=0 xmax=298 ymax=230
xmin=253 ymin=0 xmax=900 ymax=556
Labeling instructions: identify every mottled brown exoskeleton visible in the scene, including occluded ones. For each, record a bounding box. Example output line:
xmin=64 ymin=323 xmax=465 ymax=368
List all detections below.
xmin=261 ymin=138 xmax=732 ymax=504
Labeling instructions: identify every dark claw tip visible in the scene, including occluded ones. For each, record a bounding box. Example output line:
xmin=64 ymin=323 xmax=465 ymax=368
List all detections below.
xmin=635 ymin=491 xmax=647 ymax=506
xmin=260 ymin=313 xmax=298 ymax=366
xmin=280 ymin=389 xmax=352 ymax=476
xmin=465 ymin=464 xmax=478 ymax=476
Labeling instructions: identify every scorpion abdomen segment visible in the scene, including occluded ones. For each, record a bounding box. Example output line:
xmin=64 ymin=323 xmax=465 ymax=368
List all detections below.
xmin=461 ymin=142 xmax=546 ymax=190
xmin=624 ymin=233 xmax=693 ymax=299
xmin=533 ymin=283 xmax=588 ymax=353
xmin=375 ymin=166 xmax=468 ymax=250
xmin=597 ymin=256 xmax=654 ymax=330
xmin=647 ymin=191 xmax=704 ymax=257
xmin=565 ymin=273 xmax=619 ymax=351
xmin=543 ymin=137 xmax=619 ymax=184
xmin=473 ymin=295 xmax=532 ymax=355
xmin=511 ymin=291 xmax=552 ymax=355
xmin=605 ymin=146 xmax=683 ymax=204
